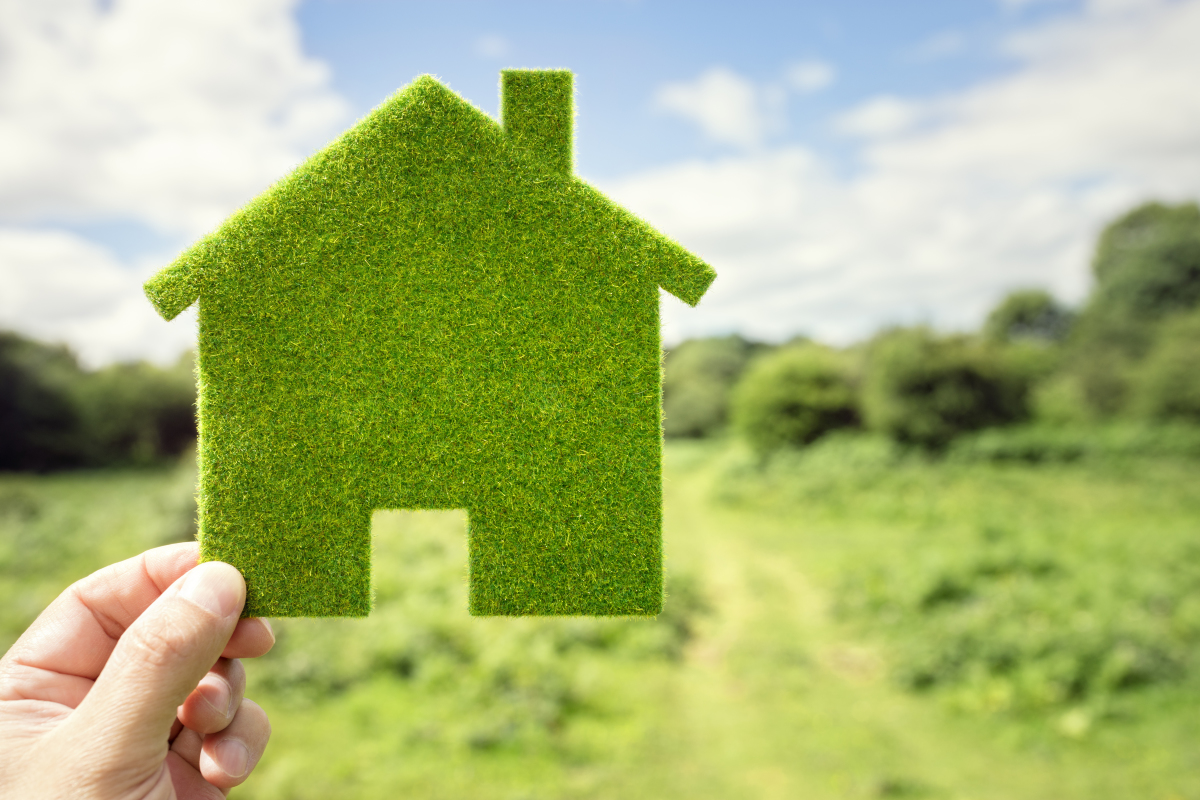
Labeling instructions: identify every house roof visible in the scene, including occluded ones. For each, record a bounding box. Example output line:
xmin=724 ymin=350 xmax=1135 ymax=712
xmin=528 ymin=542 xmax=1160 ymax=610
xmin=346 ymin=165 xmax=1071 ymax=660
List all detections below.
xmin=145 ymin=74 xmax=715 ymax=322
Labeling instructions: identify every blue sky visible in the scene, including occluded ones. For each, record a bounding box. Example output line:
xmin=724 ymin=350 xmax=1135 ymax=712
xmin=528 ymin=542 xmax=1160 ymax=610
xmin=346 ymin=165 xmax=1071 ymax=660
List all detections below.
xmin=296 ymin=0 xmax=1074 ymax=178
xmin=1 ymin=0 xmax=1197 ymax=363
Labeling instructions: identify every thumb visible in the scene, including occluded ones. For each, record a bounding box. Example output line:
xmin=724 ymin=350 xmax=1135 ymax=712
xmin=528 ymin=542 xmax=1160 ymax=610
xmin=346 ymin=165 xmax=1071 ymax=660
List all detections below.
xmin=67 ymin=561 xmax=245 ymax=764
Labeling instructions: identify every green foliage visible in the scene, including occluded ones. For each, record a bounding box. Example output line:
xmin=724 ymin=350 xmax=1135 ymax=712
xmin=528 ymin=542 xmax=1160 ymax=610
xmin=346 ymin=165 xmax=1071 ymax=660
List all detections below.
xmin=717 ymin=433 xmax=1200 ymax=720
xmin=144 ymin=72 xmax=715 ymax=617
xmin=984 ymin=289 xmax=1074 ymax=344
xmin=77 ymin=355 xmax=197 ymax=466
xmin=255 ymin=510 xmax=709 ymax=748
xmin=949 ymin=422 xmax=1200 ymax=463
xmin=662 ymin=335 xmax=765 ymax=438
xmin=0 ymin=331 xmax=196 ymax=471
xmin=730 ymin=343 xmax=859 ymax=456
xmin=0 ymin=460 xmax=197 ymax=654
xmin=838 ymin=525 xmax=1200 ymax=713
xmin=861 ymin=329 xmax=1030 ymax=450
xmin=1089 ymin=201 xmax=1200 ymax=323
xmin=1039 ymin=352 xmax=1140 ymax=422
xmin=0 ymin=332 xmax=85 ymax=470
xmin=1131 ymin=310 xmax=1200 ymax=422
xmin=1050 ymin=201 xmax=1200 ymax=421
xmin=9 ymin=445 xmax=1200 ymax=797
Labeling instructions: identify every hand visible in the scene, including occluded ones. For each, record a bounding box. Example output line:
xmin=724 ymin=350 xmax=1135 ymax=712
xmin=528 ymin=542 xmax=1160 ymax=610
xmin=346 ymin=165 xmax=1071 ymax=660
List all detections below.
xmin=0 ymin=542 xmax=275 ymax=799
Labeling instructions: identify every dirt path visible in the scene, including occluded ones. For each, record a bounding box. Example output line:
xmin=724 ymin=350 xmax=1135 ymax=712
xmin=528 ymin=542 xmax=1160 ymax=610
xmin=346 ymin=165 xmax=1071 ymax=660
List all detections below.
xmin=645 ymin=446 xmax=1120 ymax=800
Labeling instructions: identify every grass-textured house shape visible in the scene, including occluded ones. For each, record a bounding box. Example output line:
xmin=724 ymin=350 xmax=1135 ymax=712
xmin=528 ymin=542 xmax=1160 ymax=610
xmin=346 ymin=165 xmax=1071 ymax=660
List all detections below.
xmin=145 ymin=70 xmax=715 ymax=617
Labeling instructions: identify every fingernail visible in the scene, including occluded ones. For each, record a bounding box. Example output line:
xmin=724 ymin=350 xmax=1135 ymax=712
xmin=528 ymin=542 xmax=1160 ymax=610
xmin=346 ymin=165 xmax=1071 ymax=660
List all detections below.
xmin=259 ymin=617 xmax=276 ymax=645
xmin=215 ymin=738 xmax=250 ymax=778
xmin=198 ymin=675 xmax=234 ymax=718
xmin=179 ymin=562 xmax=243 ymax=619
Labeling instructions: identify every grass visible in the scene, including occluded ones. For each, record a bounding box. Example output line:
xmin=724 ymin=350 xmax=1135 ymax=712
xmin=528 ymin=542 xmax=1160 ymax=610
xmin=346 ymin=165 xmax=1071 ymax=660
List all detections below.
xmin=4 ymin=438 xmax=1200 ymax=798
xmin=0 ymin=460 xmax=196 ymax=654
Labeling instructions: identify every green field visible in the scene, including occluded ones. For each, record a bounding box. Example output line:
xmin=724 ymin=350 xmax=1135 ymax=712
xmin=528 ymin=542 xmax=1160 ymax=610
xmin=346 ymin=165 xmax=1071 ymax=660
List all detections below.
xmin=3 ymin=439 xmax=1199 ymax=799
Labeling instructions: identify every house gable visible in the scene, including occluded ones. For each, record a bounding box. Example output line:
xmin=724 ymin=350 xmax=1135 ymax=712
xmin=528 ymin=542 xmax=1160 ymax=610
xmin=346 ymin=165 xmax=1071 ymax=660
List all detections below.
xmin=145 ymin=75 xmax=714 ymax=321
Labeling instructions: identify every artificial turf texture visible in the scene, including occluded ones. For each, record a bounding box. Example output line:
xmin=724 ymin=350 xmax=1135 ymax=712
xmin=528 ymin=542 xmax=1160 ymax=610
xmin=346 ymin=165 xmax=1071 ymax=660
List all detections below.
xmin=144 ymin=71 xmax=716 ymax=617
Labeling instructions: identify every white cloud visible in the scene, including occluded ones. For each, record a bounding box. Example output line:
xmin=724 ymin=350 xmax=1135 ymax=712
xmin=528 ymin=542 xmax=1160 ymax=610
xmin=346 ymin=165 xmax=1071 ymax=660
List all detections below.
xmin=655 ymin=62 xmax=836 ymax=148
xmin=0 ymin=228 xmax=195 ymax=366
xmin=0 ymin=0 xmax=348 ymax=363
xmin=475 ymin=34 xmax=510 ymax=59
xmin=607 ymin=0 xmax=1200 ymax=346
xmin=835 ymin=96 xmax=925 ymax=138
xmin=0 ymin=0 xmax=346 ymax=237
xmin=786 ymin=60 xmax=836 ymax=93
xmin=872 ymin=0 xmax=1200 ymax=191
xmin=654 ymin=67 xmax=778 ymax=149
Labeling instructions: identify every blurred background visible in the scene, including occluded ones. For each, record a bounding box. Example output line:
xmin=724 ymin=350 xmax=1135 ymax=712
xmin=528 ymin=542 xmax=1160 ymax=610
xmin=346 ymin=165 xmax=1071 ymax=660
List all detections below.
xmin=3 ymin=1 xmax=1200 ymax=797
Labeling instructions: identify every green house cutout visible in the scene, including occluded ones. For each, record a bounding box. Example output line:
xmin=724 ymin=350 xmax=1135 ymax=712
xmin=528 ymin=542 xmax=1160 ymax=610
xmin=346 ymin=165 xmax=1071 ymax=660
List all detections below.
xmin=145 ymin=70 xmax=715 ymax=618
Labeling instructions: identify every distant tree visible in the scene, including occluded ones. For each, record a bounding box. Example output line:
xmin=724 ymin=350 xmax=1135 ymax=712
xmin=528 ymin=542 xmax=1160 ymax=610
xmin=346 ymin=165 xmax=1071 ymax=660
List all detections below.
xmin=0 ymin=330 xmax=196 ymax=471
xmin=1044 ymin=201 xmax=1200 ymax=420
xmin=862 ymin=329 xmax=1030 ymax=450
xmin=662 ymin=335 xmax=768 ymax=438
xmin=730 ymin=343 xmax=859 ymax=456
xmin=1089 ymin=201 xmax=1200 ymax=323
xmin=0 ymin=332 xmax=86 ymax=471
xmin=78 ymin=355 xmax=197 ymax=465
xmin=984 ymin=289 xmax=1073 ymax=344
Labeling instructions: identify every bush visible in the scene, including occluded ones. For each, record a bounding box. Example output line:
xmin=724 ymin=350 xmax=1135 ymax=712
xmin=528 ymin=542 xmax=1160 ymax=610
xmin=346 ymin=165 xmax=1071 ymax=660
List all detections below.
xmin=949 ymin=422 xmax=1200 ymax=463
xmin=730 ymin=343 xmax=859 ymax=456
xmin=1132 ymin=310 xmax=1200 ymax=423
xmin=662 ymin=335 xmax=766 ymax=438
xmin=837 ymin=529 xmax=1200 ymax=713
xmin=1032 ymin=367 xmax=1125 ymax=425
xmin=79 ymin=356 xmax=197 ymax=466
xmin=984 ymin=289 xmax=1074 ymax=344
xmin=862 ymin=329 xmax=1030 ymax=450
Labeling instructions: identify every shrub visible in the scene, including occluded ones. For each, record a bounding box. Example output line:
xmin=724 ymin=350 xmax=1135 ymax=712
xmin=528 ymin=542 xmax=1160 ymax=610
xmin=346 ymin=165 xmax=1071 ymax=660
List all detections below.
xmin=78 ymin=356 xmax=197 ymax=466
xmin=949 ymin=422 xmax=1200 ymax=463
xmin=837 ymin=529 xmax=1200 ymax=712
xmin=984 ymin=289 xmax=1074 ymax=344
xmin=662 ymin=335 xmax=767 ymax=438
xmin=730 ymin=343 xmax=859 ymax=456
xmin=862 ymin=329 xmax=1030 ymax=450
xmin=1132 ymin=310 xmax=1200 ymax=423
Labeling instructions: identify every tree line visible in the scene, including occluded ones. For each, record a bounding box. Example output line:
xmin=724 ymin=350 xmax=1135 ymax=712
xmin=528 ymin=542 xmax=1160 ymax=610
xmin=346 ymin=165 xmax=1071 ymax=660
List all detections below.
xmin=3 ymin=199 xmax=1197 ymax=471
xmin=664 ymin=200 xmax=1200 ymax=455
xmin=0 ymin=336 xmax=195 ymax=470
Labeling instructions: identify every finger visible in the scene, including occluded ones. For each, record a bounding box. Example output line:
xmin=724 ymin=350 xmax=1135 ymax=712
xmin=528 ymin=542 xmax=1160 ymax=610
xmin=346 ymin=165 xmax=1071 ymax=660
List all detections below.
xmin=221 ymin=618 xmax=275 ymax=659
xmin=0 ymin=543 xmax=200 ymax=697
xmin=170 ymin=725 xmax=204 ymax=772
xmin=199 ymin=699 xmax=271 ymax=790
xmin=62 ymin=561 xmax=245 ymax=768
xmin=0 ymin=616 xmax=270 ymax=708
xmin=177 ymin=658 xmax=245 ymax=735
xmin=165 ymin=747 xmax=227 ymax=800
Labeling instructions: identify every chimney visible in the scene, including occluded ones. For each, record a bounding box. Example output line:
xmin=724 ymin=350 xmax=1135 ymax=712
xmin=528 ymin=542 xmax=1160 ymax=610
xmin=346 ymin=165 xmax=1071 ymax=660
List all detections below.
xmin=501 ymin=69 xmax=573 ymax=176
